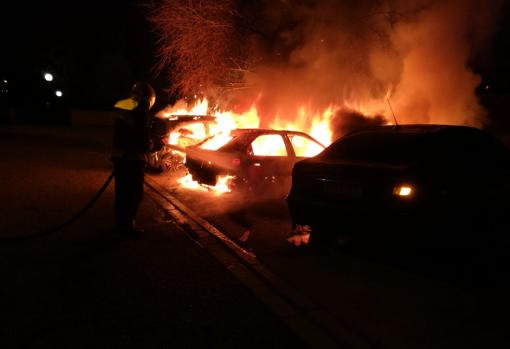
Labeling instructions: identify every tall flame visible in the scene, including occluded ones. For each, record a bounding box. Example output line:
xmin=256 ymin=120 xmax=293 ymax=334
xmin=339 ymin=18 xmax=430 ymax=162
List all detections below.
xmin=157 ymin=98 xmax=341 ymax=148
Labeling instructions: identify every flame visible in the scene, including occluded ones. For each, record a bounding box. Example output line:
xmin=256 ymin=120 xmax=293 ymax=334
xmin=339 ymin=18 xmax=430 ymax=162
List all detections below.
xmin=158 ymin=96 xmax=383 ymax=194
xmin=159 ymin=98 xmax=209 ymax=116
xmin=168 ymin=122 xmax=209 ymax=147
xmin=158 ymin=98 xmax=336 ymax=152
xmin=177 ymin=174 xmax=234 ymax=194
xmin=159 ymin=99 xmax=261 ymax=149
xmin=269 ymin=105 xmax=334 ymax=147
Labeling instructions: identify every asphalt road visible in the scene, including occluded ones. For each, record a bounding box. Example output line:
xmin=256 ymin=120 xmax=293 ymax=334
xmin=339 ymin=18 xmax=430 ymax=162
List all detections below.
xmin=0 ymin=125 xmax=306 ymax=349
xmin=2 ymin=124 xmax=509 ymax=348
xmin=151 ymin=167 xmax=510 ymax=349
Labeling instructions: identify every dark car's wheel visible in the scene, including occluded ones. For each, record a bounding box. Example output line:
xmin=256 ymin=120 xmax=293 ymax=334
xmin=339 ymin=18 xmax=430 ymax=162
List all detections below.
xmin=308 ymin=224 xmax=353 ymax=249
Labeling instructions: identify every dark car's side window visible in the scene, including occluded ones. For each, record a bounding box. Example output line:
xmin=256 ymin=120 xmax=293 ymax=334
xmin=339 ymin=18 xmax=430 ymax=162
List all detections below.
xmin=472 ymin=135 xmax=510 ymax=169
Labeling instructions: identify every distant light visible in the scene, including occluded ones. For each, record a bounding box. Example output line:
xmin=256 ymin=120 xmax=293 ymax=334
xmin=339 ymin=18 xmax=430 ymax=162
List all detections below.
xmin=393 ymin=184 xmax=413 ymax=198
xmin=398 ymin=187 xmax=412 ymax=196
xmin=55 ymin=90 xmax=63 ymax=97
xmin=44 ymin=73 xmax=54 ymax=82
xmin=2 ymin=79 xmax=7 ymax=84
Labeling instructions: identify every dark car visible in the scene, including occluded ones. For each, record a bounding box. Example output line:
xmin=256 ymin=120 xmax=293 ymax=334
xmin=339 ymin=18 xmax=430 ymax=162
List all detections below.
xmin=287 ymin=125 xmax=510 ymax=246
xmin=148 ymin=115 xmax=217 ymax=172
xmin=185 ymin=128 xmax=325 ymax=191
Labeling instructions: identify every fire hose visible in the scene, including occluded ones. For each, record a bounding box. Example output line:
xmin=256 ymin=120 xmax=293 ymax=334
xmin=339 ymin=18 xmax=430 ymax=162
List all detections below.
xmin=0 ymin=171 xmax=115 ymax=243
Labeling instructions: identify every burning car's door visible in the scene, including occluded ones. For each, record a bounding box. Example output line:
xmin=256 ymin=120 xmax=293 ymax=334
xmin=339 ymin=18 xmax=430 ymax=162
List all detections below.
xmin=185 ymin=147 xmax=220 ymax=185
xmin=244 ymin=134 xmax=294 ymax=184
xmin=287 ymin=133 xmax=325 ymax=161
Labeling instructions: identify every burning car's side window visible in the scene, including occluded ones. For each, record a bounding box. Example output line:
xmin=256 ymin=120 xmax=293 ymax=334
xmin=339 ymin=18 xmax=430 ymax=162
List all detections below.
xmin=289 ymin=134 xmax=324 ymax=157
xmin=251 ymin=134 xmax=287 ymax=156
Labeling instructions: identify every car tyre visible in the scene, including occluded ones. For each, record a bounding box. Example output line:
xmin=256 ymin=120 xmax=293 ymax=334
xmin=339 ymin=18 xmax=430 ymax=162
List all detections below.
xmin=308 ymin=224 xmax=353 ymax=251
xmin=160 ymin=153 xmax=184 ymax=173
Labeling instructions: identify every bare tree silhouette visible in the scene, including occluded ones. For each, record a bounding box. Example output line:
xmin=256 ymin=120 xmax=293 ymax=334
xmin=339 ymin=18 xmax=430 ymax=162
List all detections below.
xmin=149 ymin=0 xmax=255 ymax=98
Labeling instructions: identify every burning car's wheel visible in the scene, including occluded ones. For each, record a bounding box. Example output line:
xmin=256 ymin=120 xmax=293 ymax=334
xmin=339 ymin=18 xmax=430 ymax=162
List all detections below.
xmin=160 ymin=152 xmax=184 ymax=172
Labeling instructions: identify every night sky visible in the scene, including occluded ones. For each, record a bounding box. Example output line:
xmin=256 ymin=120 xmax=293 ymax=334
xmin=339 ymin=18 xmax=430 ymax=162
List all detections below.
xmin=1 ymin=0 xmax=169 ymax=110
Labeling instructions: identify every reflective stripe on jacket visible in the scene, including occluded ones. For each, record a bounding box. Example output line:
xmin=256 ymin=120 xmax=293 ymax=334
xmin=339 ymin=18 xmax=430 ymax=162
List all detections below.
xmin=111 ymin=101 xmax=152 ymax=162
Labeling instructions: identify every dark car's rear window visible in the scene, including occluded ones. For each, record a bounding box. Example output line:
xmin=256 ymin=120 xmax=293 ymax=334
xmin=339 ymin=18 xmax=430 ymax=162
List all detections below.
xmin=319 ymin=132 xmax=427 ymax=165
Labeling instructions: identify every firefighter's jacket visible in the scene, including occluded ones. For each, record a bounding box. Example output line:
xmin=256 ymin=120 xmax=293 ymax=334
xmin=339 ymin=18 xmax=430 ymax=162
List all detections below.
xmin=111 ymin=98 xmax=152 ymax=162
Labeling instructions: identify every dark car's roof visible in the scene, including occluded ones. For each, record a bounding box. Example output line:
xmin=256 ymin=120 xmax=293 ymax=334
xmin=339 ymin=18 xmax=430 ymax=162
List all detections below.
xmin=345 ymin=124 xmax=469 ymax=136
xmin=319 ymin=124 xmax=510 ymax=166
xmin=334 ymin=124 xmax=487 ymax=152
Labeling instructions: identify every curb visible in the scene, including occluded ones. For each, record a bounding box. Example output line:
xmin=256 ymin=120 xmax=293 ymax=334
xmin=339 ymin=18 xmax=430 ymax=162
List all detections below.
xmin=144 ymin=177 xmax=373 ymax=349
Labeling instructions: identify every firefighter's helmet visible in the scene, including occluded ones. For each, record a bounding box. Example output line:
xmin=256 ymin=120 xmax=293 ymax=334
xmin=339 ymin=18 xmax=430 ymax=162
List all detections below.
xmin=131 ymin=81 xmax=156 ymax=110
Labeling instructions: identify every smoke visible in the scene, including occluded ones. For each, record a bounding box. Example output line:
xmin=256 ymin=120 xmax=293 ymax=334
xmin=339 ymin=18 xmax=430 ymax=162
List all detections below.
xmin=232 ymin=0 xmax=503 ymax=136
xmin=331 ymin=109 xmax=386 ymax=139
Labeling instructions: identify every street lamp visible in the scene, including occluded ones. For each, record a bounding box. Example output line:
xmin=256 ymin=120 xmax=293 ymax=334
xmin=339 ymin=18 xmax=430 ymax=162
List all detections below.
xmin=55 ymin=90 xmax=63 ymax=97
xmin=44 ymin=73 xmax=54 ymax=82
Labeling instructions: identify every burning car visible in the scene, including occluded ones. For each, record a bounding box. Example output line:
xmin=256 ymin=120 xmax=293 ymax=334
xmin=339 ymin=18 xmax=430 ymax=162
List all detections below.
xmin=147 ymin=114 xmax=217 ymax=172
xmin=185 ymin=128 xmax=325 ymax=191
xmin=287 ymin=125 xmax=510 ymax=246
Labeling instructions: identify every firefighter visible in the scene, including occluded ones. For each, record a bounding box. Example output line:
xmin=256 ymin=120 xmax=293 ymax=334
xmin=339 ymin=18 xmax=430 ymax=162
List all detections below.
xmin=111 ymin=81 xmax=156 ymax=237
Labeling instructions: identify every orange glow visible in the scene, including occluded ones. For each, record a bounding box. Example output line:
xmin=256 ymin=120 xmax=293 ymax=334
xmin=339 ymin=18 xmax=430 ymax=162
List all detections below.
xmin=168 ymin=122 xmax=209 ymax=148
xmin=251 ymin=134 xmax=287 ymax=156
xmin=157 ymin=98 xmax=337 ymax=151
xmin=178 ymin=174 xmax=235 ymax=194
xmin=199 ymin=132 xmax=234 ymax=151
xmin=269 ymin=105 xmax=333 ymax=148
xmin=158 ymin=96 xmax=385 ymax=194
